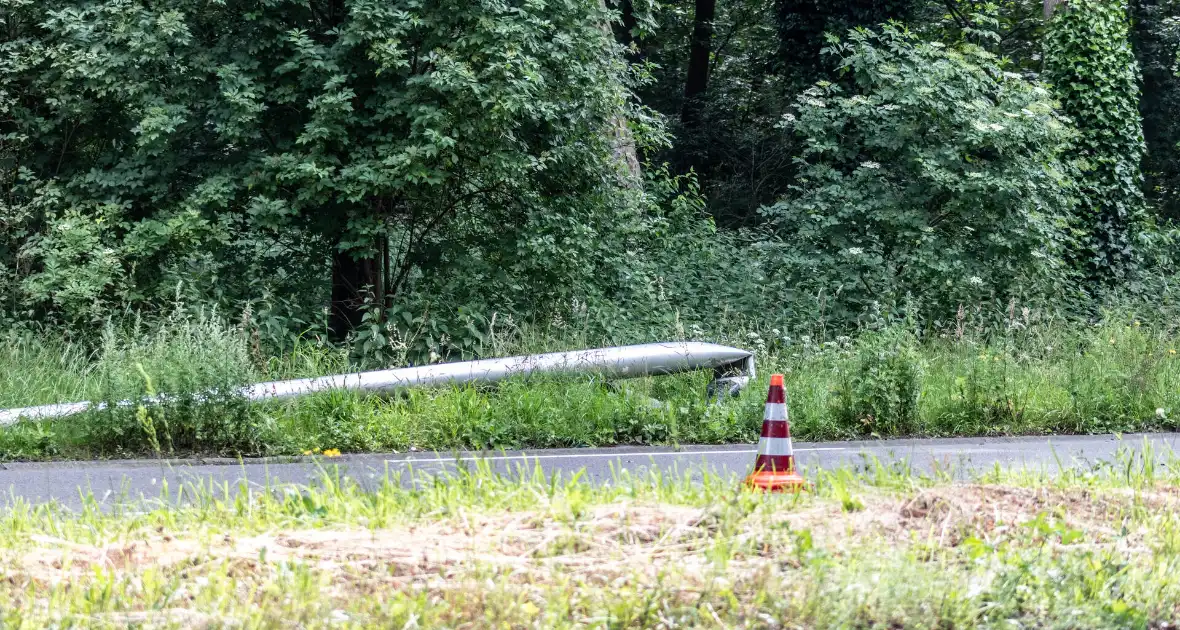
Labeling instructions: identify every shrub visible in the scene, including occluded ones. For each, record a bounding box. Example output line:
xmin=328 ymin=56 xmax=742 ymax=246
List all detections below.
xmin=763 ymin=24 xmax=1079 ymax=324
xmin=834 ymin=326 xmax=923 ymax=436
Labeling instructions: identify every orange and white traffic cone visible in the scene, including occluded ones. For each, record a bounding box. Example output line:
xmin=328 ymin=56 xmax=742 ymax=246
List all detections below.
xmin=745 ymin=374 xmax=806 ymax=493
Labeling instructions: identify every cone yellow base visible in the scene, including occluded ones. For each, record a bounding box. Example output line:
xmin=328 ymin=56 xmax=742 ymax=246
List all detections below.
xmin=744 ymin=470 xmax=807 ymax=493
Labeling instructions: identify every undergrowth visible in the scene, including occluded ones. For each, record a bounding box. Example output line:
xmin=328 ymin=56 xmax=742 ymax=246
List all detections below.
xmin=0 ymin=307 xmax=1179 ymax=460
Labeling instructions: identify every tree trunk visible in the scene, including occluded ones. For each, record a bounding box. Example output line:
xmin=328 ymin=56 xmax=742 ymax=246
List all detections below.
xmin=329 ymin=246 xmax=381 ymax=340
xmin=681 ymin=0 xmax=717 ymax=129
xmin=601 ymin=0 xmax=643 ymax=186
xmin=1044 ymin=0 xmax=1067 ymax=19
xmin=609 ymin=117 xmax=642 ymax=185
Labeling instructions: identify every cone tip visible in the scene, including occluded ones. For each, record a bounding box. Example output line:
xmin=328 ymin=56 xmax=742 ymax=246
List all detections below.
xmin=770 ymin=374 xmax=784 ymax=387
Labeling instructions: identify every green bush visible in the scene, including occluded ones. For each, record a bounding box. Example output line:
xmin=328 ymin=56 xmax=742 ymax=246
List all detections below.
xmin=833 ymin=327 xmax=923 ymax=436
xmin=1 ymin=0 xmax=655 ymax=349
xmin=764 ymin=24 xmax=1079 ymax=323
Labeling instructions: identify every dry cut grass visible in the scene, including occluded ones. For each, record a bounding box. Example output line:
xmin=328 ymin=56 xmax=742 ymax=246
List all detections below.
xmin=3 ymin=453 xmax=1180 ymax=628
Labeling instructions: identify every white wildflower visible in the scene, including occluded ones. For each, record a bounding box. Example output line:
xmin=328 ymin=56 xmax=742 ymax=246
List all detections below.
xmin=775 ymin=113 xmax=797 ymax=129
xmin=969 ymin=276 xmax=984 ymax=286
xmin=847 ymin=247 xmax=864 ymax=256
xmin=860 ymin=161 xmax=881 ymax=170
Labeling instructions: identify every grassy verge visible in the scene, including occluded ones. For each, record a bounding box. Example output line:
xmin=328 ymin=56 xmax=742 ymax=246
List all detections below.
xmin=0 ymin=312 xmax=1179 ymax=460
xmin=2 ymin=448 xmax=1180 ymax=627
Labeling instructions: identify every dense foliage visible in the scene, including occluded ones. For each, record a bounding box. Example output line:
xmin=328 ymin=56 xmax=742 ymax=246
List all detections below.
xmin=2 ymin=0 xmax=652 ymax=337
xmin=1 ymin=0 xmax=1179 ymax=365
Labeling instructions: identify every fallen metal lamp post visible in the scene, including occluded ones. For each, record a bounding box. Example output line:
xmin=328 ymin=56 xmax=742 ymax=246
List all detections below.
xmin=0 ymin=342 xmax=755 ymax=426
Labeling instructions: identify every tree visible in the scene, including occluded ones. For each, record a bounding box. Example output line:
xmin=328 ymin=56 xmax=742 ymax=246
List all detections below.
xmin=2 ymin=0 xmax=638 ymax=337
xmin=668 ymin=0 xmax=919 ymax=224
xmin=681 ymin=0 xmax=718 ymax=131
xmin=917 ymin=0 xmax=1051 ymax=73
xmin=1044 ymin=0 xmax=1147 ymax=283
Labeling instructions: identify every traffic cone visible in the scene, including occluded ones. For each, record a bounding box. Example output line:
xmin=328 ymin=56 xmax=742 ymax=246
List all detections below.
xmin=745 ymin=374 xmax=806 ymax=493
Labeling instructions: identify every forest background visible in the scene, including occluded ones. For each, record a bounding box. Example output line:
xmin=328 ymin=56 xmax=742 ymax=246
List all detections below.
xmin=3 ymin=0 xmax=1180 ymax=457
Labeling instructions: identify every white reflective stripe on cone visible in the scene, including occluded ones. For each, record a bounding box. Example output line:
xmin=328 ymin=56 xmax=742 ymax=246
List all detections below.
xmin=763 ymin=402 xmax=788 ymax=421
xmin=757 ymin=437 xmax=795 ymax=456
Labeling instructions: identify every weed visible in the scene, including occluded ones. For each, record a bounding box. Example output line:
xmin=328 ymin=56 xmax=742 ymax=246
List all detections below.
xmin=833 ymin=325 xmax=924 ymax=436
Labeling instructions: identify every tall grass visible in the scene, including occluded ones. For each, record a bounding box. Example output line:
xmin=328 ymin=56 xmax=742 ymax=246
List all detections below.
xmin=0 ymin=334 xmax=94 ymax=408
xmin=0 ymin=309 xmax=262 ymax=408
xmin=0 ymin=308 xmax=1178 ymax=460
xmin=774 ymin=319 xmax=1180 ymax=439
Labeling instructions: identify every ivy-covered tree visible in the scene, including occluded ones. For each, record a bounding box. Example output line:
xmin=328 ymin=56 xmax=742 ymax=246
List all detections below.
xmin=1044 ymin=0 xmax=1147 ymax=283
xmin=764 ymin=25 xmax=1078 ymax=321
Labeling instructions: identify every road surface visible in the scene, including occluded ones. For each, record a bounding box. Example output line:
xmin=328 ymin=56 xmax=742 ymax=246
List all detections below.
xmin=2 ymin=432 xmax=1178 ymax=511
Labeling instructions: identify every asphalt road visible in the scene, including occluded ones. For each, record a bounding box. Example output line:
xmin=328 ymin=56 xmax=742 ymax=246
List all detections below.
xmin=2 ymin=432 xmax=1178 ymax=511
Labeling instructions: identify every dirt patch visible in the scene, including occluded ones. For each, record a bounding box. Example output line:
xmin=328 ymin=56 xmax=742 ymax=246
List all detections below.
xmin=15 ymin=503 xmax=712 ymax=588
xmin=762 ymin=483 xmax=1167 ymax=550
xmin=22 ymin=534 xmax=203 ymax=577
xmin=900 ymin=484 xmax=1162 ymax=546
